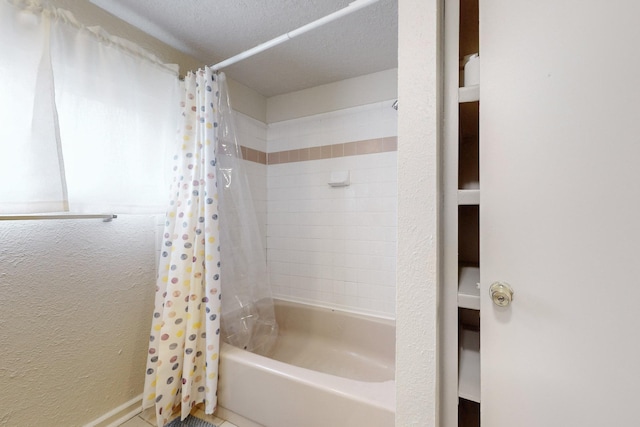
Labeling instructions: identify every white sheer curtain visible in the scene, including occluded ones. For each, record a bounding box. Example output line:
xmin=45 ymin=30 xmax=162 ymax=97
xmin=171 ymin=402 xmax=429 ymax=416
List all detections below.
xmin=51 ymin=15 xmax=179 ymax=213
xmin=0 ymin=0 xmax=179 ymax=214
xmin=0 ymin=1 xmax=67 ymax=213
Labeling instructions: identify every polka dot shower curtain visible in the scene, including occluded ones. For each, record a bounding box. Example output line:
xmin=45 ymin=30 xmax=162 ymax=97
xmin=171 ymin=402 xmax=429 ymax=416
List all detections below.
xmin=144 ymin=68 xmax=222 ymax=426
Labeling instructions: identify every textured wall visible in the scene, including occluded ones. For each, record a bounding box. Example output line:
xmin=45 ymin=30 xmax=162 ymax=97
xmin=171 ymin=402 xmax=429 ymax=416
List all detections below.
xmin=396 ymin=0 xmax=441 ymax=425
xmin=0 ymin=216 xmax=158 ymax=426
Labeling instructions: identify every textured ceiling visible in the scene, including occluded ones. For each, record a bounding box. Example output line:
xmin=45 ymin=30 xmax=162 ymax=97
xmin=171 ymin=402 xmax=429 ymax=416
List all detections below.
xmin=89 ymin=0 xmax=398 ymax=97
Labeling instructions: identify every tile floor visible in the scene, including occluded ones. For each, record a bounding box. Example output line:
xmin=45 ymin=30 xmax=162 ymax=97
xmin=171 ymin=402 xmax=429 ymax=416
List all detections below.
xmin=119 ymin=405 xmax=237 ymax=427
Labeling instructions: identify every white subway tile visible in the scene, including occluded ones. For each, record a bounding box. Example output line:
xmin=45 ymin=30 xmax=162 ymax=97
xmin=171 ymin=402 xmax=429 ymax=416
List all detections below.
xmin=267 ymin=200 xmax=288 ymax=213
xmin=316 ymin=251 xmax=333 ymax=266
xmin=369 ymin=298 xmax=391 ymax=315
xmin=288 ymin=263 xmax=304 ymax=277
xmin=270 ymin=261 xmax=293 ymax=275
xmin=332 ymin=280 xmax=346 ymax=295
xmin=263 ymin=101 xmax=397 ymax=317
xmin=358 ymin=283 xmax=387 ymax=300
xmin=269 ymin=273 xmax=291 ymax=288
xmin=330 ymin=239 xmax=346 ymax=255
xmin=343 ymin=281 xmax=359 ymax=297
xmin=331 ymin=252 xmax=346 ymax=268
xmin=380 ymin=226 xmax=397 ymax=242
xmin=343 ymin=253 xmax=359 ymax=268
xmin=289 ymin=238 xmax=307 ymax=252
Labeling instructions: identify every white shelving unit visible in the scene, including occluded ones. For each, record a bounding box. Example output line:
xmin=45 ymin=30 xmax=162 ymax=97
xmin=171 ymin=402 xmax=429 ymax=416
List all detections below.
xmin=459 ymin=85 xmax=480 ymax=103
xmin=457 ymin=189 xmax=480 ymax=205
xmin=459 ymin=329 xmax=481 ymax=403
xmin=458 ymin=264 xmax=480 ymax=310
xmin=443 ymin=0 xmax=481 ymax=425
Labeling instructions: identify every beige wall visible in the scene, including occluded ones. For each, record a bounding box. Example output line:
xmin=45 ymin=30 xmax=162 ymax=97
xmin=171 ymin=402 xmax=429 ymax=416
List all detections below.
xmin=266 ymin=68 xmax=398 ymax=123
xmin=228 ymin=78 xmax=268 ymax=123
xmin=0 ymin=216 xmax=158 ymax=426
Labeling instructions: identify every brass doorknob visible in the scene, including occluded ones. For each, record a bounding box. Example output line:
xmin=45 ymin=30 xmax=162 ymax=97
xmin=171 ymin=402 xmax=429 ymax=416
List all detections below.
xmin=490 ymin=282 xmax=514 ymax=307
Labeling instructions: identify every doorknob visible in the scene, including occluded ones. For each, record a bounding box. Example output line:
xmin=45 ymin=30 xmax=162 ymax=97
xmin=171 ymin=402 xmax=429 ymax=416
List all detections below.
xmin=490 ymin=282 xmax=514 ymax=307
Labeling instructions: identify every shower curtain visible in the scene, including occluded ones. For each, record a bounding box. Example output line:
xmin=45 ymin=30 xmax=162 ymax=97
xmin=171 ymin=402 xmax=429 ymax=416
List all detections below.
xmin=144 ymin=68 xmax=277 ymax=427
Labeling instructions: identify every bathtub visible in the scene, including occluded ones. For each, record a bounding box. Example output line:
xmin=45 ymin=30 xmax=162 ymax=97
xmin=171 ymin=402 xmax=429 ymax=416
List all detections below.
xmin=217 ymin=299 xmax=395 ymax=427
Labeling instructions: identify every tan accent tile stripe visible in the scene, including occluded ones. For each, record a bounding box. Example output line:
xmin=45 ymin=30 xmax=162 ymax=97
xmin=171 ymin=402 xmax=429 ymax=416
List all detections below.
xmin=344 ymin=141 xmax=357 ymax=156
xmin=258 ymin=150 xmax=267 ymax=165
xmin=238 ymin=137 xmax=397 ymax=165
xmin=240 ymin=146 xmax=267 ymax=164
xmin=310 ymin=146 xmax=322 ymax=161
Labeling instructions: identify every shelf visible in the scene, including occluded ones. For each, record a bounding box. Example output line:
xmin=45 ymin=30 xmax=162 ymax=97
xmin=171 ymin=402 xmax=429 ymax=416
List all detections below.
xmin=459 ymin=328 xmax=480 ymax=403
xmin=458 ymin=264 xmax=480 ymax=309
xmin=457 ymin=189 xmax=479 ymax=205
xmin=459 ymin=85 xmax=479 ymax=103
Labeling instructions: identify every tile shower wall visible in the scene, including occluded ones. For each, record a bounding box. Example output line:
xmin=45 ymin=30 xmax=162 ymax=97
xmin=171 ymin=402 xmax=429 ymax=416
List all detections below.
xmin=267 ymin=101 xmax=398 ymax=317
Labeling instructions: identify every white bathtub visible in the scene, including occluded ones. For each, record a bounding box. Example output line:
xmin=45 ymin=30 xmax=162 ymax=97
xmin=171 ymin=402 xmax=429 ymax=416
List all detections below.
xmin=217 ymin=299 xmax=395 ymax=427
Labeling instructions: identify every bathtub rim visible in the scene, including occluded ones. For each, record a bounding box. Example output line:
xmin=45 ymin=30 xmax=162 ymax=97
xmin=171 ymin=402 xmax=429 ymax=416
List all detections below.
xmin=271 ymin=295 xmax=396 ymax=322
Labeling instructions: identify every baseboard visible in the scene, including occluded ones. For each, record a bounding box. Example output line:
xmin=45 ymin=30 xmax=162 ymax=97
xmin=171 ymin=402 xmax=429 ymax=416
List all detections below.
xmin=84 ymin=397 xmax=261 ymax=427
xmin=84 ymin=394 xmax=143 ymax=427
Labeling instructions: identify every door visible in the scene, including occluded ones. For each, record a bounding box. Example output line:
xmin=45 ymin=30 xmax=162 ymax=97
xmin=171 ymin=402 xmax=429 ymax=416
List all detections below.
xmin=480 ymin=2 xmax=640 ymax=425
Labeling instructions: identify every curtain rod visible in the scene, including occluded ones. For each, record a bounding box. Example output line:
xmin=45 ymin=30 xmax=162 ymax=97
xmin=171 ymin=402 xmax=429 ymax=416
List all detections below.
xmin=211 ymin=0 xmax=383 ymax=71
xmin=0 ymin=214 xmax=117 ymax=222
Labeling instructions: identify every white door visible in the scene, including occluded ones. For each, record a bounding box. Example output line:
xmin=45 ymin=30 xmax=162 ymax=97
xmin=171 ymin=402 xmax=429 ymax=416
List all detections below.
xmin=480 ymin=2 xmax=640 ymax=426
